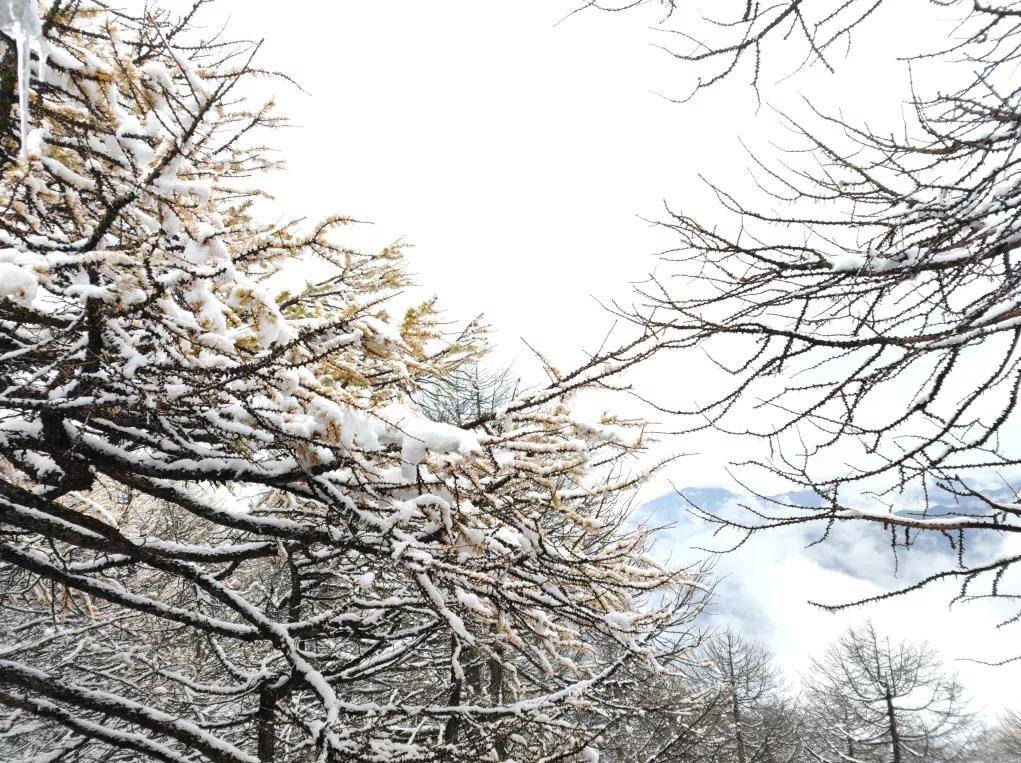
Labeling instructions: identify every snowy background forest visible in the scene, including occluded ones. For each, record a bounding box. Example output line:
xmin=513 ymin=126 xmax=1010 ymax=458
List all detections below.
xmin=3 ymin=0 xmax=1021 ymax=761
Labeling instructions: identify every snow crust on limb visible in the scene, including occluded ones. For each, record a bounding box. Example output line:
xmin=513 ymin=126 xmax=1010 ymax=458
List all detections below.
xmin=0 ymin=2 xmax=705 ymax=761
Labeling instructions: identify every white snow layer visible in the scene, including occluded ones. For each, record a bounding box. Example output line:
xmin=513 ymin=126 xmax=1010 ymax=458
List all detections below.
xmin=0 ymin=260 xmax=37 ymax=306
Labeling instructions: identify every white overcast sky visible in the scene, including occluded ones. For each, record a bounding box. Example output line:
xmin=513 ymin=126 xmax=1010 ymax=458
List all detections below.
xmin=167 ymin=0 xmax=1021 ymax=711
xmin=218 ymin=0 xmax=953 ymax=492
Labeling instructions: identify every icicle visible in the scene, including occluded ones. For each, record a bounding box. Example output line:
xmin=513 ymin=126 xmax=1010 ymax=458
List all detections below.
xmin=0 ymin=1 xmax=45 ymax=162
xmin=15 ymin=24 xmax=27 ymax=161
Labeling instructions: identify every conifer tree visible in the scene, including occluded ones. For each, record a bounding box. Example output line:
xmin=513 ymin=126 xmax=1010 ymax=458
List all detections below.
xmin=802 ymin=624 xmax=970 ymax=763
xmin=0 ymin=2 xmax=703 ymax=760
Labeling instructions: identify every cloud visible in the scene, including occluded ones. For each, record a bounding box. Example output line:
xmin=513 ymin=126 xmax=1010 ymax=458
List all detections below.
xmin=634 ymin=486 xmax=1021 ymax=716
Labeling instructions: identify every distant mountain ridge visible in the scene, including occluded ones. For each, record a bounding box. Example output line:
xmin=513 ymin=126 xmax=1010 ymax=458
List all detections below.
xmin=634 ymin=484 xmax=1008 ymax=583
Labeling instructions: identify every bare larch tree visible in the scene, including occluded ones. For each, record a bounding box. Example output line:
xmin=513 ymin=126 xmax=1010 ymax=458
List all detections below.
xmin=686 ymin=630 xmax=804 ymax=763
xmin=599 ymin=1 xmax=1021 ymax=629
xmin=801 ymin=623 xmax=971 ymax=763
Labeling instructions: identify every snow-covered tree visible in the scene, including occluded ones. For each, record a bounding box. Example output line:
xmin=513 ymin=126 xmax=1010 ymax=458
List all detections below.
xmin=0 ymin=2 xmax=705 ymax=760
xmin=683 ymin=631 xmax=803 ymax=763
xmin=961 ymin=710 xmax=1021 ymax=762
xmin=596 ymin=659 xmax=732 ymax=762
xmin=801 ymin=624 xmax=971 ymax=763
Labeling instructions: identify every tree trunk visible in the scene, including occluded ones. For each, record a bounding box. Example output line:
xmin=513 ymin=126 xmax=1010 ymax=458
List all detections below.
xmin=884 ymin=687 xmax=902 ymax=763
xmin=441 ymin=637 xmax=464 ymax=751
xmin=257 ymin=683 xmax=279 ymax=762
xmin=726 ymin=647 xmax=747 ymax=763
xmin=732 ymin=689 xmax=747 ymax=763
xmin=488 ymin=653 xmax=507 ymax=759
